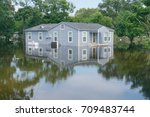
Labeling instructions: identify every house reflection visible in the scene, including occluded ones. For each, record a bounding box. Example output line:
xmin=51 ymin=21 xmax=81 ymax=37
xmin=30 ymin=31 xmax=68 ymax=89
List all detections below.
xmin=27 ymin=45 xmax=114 ymax=68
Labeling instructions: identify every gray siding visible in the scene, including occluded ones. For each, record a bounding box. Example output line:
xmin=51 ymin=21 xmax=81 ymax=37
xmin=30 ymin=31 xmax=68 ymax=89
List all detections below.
xmin=98 ymin=27 xmax=114 ymax=45
xmin=48 ymin=24 xmax=79 ymax=46
xmin=78 ymin=30 xmax=90 ymax=46
xmin=25 ymin=23 xmax=114 ymax=57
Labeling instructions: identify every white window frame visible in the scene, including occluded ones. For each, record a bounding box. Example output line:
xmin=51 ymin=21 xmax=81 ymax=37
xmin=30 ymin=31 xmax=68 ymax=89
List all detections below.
xmin=28 ymin=32 xmax=32 ymax=40
xmin=38 ymin=32 xmax=43 ymax=41
xmin=104 ymin=32 xmax=110 ymax=42
xmin=60 ymin=24 xmax=65 ymax=30
xmin=82 ymin=31 xmax=87 ymax=43
xmin=68 ymin=31 xmax=73 ymax=43
xmin=28 ymin=47 xmax=32 ymax=55
xmin=68 ymin=49 xmax=73 ymax=60
xmin=82 ymin=49 xmax=87 ymax=60
xmin=38 ymin=47 xmax=43 ymax=56
xmin=53 ymin=31 xmax=58 ymax=42
xmin=103 ymin=47 xmax=111 ymax=55
xmin=53 ymin=49 xmax=58 ymax=58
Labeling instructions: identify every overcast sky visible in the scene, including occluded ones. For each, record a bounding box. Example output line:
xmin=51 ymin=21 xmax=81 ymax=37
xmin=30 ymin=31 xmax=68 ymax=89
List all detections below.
xmin=67 ymin=0 xmax=101 ymax=15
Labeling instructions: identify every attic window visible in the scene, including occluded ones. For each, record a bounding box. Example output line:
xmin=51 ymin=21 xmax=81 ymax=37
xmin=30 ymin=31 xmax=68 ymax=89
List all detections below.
xmin=60 ymin=24 xmax=65 ymax=30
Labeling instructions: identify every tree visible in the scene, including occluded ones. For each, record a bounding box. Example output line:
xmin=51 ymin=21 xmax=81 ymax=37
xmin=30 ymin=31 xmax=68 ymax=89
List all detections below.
xmin=74 ymin=8 xmax=98 ymax=22
xmin=115 ymin=11 xmax=144 ymax=45
xmin=74 ymin=8 xmax=113 ymax=27
xmin=90 ymin=11 xmax=113 ymax=27
xmin=0 ymin=0 xmax=15 ymax=51
xmin=140 ymin=0 xmax=150 ymax=37
xmin=98 ymin=0 xmax=122 ymax=19
xmin=33 ymin=0 xmax=75 ymax=23
xmin=98 ymin=50 xmax=150 ymax=99
xmin=15 ymin=6 xmax=42 ymax=32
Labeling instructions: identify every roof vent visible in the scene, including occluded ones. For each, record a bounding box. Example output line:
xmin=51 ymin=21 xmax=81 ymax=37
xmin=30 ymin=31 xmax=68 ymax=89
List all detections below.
xmin=40 ymin=25 xmax=44 ymax=29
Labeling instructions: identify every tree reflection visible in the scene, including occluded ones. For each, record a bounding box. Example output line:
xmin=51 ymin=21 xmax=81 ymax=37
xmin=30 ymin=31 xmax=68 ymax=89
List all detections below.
xmin=98 ymin=50 xmax=150 ymax=99
xmin=0 ymin=53 xmax=74 ymax=100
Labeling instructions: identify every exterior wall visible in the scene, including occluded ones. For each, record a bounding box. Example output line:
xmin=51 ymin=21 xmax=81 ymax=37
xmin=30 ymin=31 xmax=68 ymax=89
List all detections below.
xmin=98 ymin=45 xmax=114 ymax=58
xmin=78 ymin=30 xmax=90 ymax=46
xmin=98 ymin=26 xmax=114 ymax=45
xmin=25 ymin=23 xmax=114 ymax=57
xmin=47 ymin=46 xmax=79 ymax=67
xmin=25 ymin=31 xmax=50 ymax=57
xmin=78 ymin=46 xmax=91 ymax=61
xmin=48 ymin=24 xmax=78 ymax=46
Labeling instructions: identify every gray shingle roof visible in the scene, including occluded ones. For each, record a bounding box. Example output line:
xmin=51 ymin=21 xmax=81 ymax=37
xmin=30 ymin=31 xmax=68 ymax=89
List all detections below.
xmin=24 ymin=24 xmax=57 ymax=31
xmin=24 ymin=22 xmax=114 ymax=31
xmin=63 ymin=22 xmax=103 ymax=31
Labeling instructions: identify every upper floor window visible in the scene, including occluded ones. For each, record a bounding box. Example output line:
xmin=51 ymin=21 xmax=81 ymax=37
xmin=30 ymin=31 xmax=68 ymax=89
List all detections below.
xmin=53 ymin=31 xmax=58 ymax=42
xmin=28 ymin=32 xmax=32 ymax=40
xmin=60 ymin=24 xmax=65 ymax=30
xmin=68 ymin=31 xmax=73 ymax=43
xmin=38 ymin=32 xmax=43 ymax=41
xmin=104 ymin=32 xmax=111 ymax=42
xmin=82 ymin=31 xmax=87 ymax=43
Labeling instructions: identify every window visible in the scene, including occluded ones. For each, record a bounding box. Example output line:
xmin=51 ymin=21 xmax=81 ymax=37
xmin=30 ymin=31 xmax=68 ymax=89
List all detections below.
xmin=53 ymin=49 xmax=58 ymax=58
xmin=53 ymin=31 xmax=58 ymax=42
xmin=108 ymin=37 xmax=111 ymax=42
xmin=38 ymin=47 xmax=43 ymax=56
xmin=104 ymin=48 xmax=107 ymax=52
xmin=82 ymin=49 xmax=87 ymax=60
xmin=82 ymin=31 xmax=87 ymax=43
xmin=104 ymin=47 xmax=111 ymax=53
xmin=104 ymin=32 xmax=111 ymax=42
xmin=68 ymin=49 xmax=73 ymax=60
xmin=60 ymin=24 xmax=65 ymax=30
xmin=68 ymin=31 xmax=73 ymax=43
xmin=28 ymin=47 xmax=32 ymax=55
xmin=38 ymin=32 xmax=43 ymax=41
xmin=28 ymin=32 xmax=32 ymax=40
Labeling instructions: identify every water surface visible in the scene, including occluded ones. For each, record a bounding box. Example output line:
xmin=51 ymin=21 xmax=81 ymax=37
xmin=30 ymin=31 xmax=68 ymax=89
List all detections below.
xmin=0 ymin=47 xmax=150 ymax=100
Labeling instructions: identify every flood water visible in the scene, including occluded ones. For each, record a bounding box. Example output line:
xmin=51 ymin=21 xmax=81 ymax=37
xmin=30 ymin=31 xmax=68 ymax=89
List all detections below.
xmin=0 ymin=46 xmax=150 ymax=100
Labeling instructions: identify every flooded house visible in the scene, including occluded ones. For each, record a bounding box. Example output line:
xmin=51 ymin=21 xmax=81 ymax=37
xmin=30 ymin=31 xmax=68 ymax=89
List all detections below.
xmin=24 ymin=22 xmax=114 ymax=61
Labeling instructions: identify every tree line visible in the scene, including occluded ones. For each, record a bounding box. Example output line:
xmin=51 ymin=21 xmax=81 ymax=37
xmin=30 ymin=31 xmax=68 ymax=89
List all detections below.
xmin=0 ymin=0 xmax=150 ymax=51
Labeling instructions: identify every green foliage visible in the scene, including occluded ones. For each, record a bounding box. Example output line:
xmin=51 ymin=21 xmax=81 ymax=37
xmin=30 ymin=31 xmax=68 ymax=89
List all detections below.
xmin=0 ymin=0 xmax=15 ymax=51
xmin=143 ymin=0 xmax=150 ymax=6
xmin=115 ymin=11 xmax=144 ymax=44
xmin=99 ymin=50 xmax=150 ymax=98
xmin=34 ymin=0 xmax=75 ymax=23
xmin=142 ymin=37 xmax=150 ymax=49
xmin=74 ymin=8 xmax=113 ymax=27
xmin=15 ymin=6 xmax=42 ymax=30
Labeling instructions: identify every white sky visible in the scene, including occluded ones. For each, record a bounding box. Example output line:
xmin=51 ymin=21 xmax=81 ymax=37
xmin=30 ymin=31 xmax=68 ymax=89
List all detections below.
xmin=68 ymin=0 xmax=101 ymax=15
